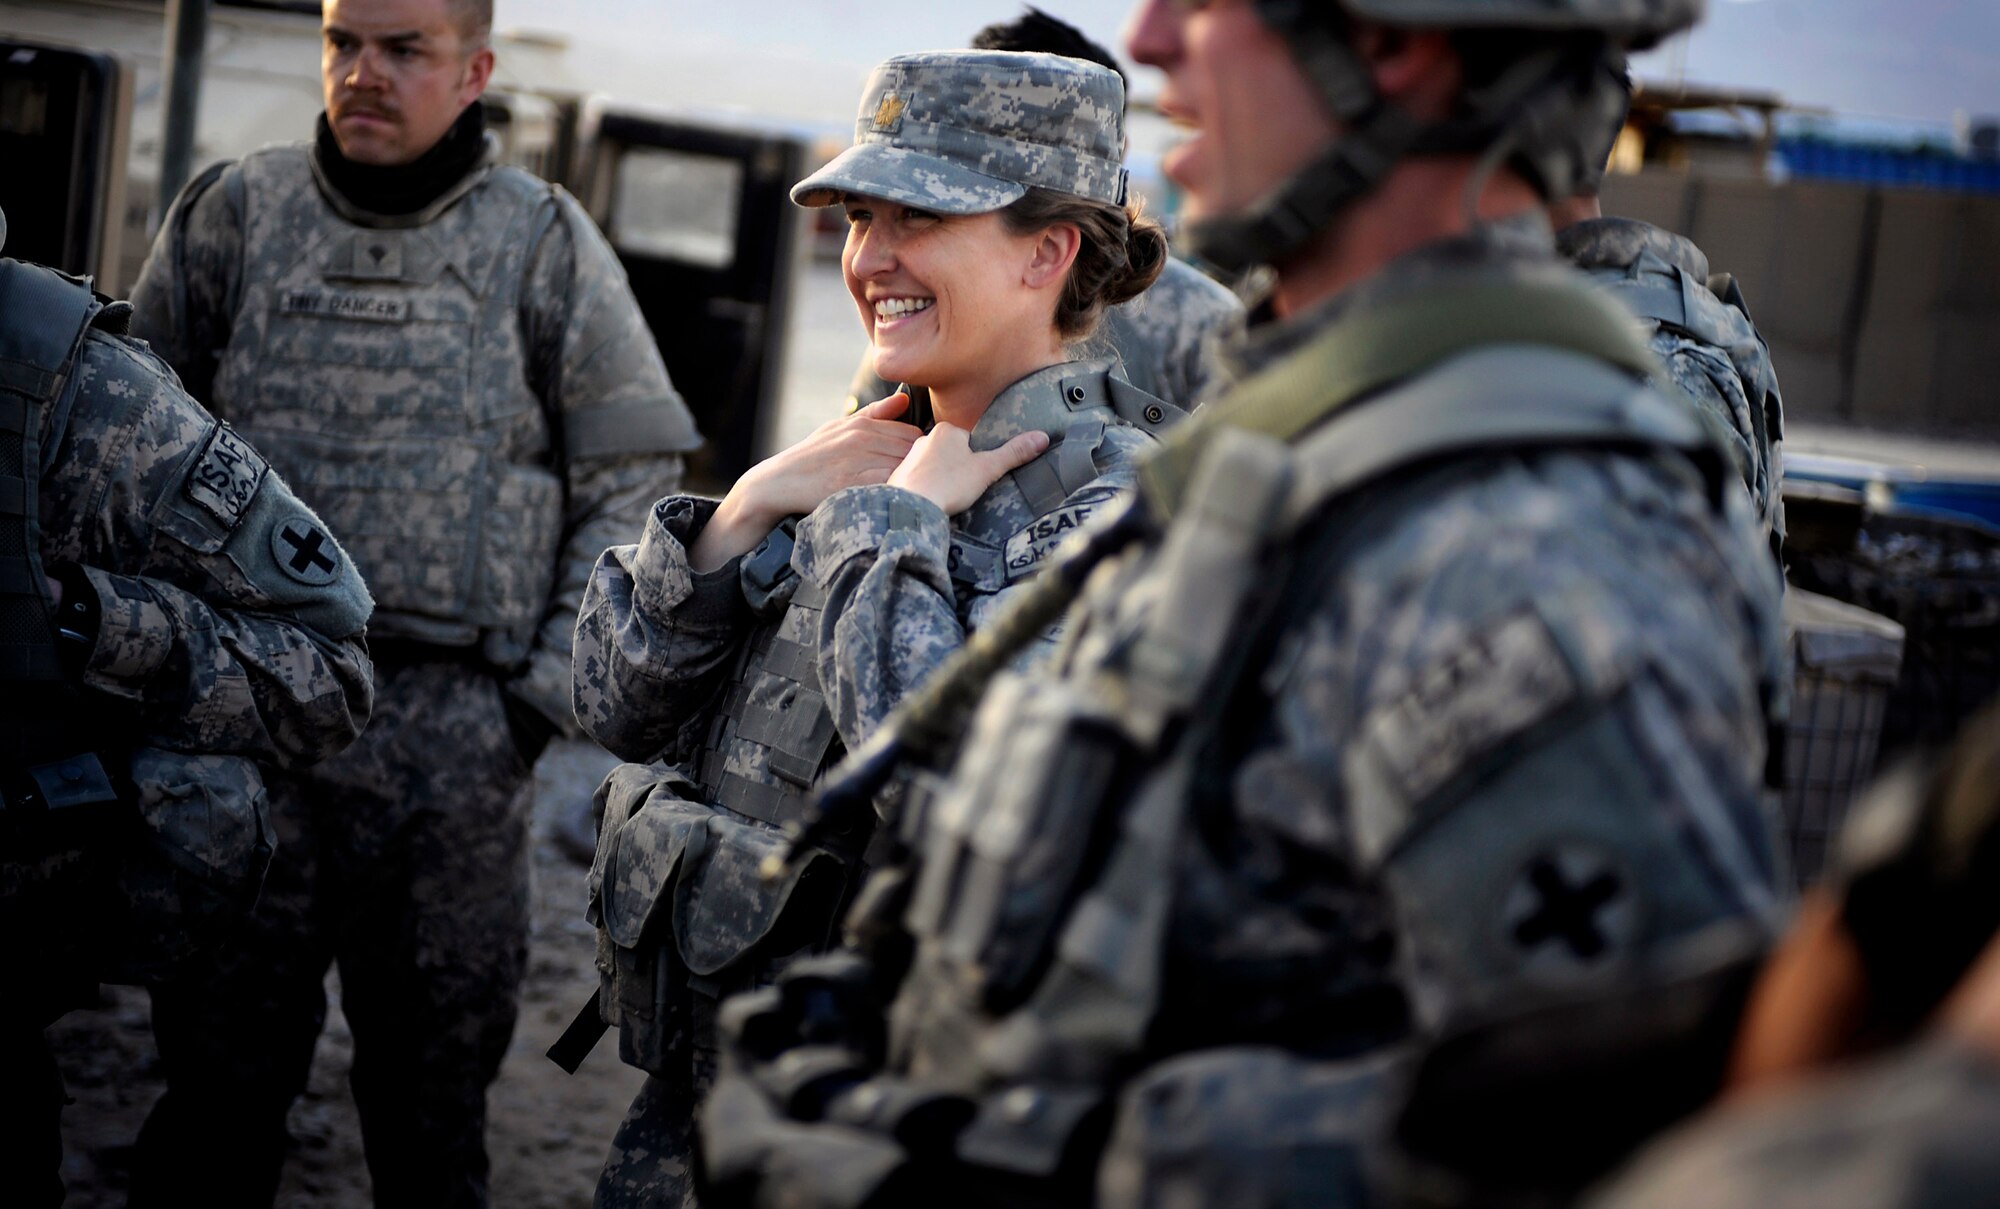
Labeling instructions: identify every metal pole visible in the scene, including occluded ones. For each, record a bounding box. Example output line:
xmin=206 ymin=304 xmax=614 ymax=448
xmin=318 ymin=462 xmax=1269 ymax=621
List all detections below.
xmin=157 ymin=0 xmax=212 ymax=217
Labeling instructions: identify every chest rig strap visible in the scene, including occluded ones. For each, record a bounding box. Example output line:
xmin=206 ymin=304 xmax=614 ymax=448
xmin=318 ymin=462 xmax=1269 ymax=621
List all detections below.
xmin=974 ymin=430 xmax=1296 ymax=1090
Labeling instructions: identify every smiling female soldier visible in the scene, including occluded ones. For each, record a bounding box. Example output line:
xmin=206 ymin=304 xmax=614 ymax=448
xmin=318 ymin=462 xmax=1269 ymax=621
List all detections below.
xmin=570 ymin=50 xmax=1185 ymax=1208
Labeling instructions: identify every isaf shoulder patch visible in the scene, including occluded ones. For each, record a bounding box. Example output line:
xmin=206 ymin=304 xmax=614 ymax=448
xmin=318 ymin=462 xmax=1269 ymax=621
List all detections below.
xmin=1005 ymin=486 xmax=1118 ymax=580
xmin=1361 ymin=609 xmax=1579 ymax=806
xmin=184 ymin=423 xmax=268 ymax=530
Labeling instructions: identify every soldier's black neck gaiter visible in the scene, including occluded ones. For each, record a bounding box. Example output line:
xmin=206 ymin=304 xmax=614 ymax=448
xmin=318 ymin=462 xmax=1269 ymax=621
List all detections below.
xmin=313 ymin=103 xmax=488 ymax=217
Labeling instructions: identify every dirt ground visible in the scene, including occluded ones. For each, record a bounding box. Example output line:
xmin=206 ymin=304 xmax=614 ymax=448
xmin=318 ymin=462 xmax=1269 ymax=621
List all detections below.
xmin=47 ymin=739 xmax=646 ymax=1209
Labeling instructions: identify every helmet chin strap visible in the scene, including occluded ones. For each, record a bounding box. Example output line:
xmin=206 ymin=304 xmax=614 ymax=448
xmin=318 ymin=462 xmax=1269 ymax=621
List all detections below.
xmin=1185 ymin=5 xmax=1618 ymax=277
xmin=1183 ymin=101 xmax=1424 ymax=274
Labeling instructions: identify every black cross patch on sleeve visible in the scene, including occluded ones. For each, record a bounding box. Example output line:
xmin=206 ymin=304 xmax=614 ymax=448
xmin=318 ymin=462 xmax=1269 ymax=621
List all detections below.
xmin=271 ymin=515 xmax=341 ymax=586
xmin=184 ymin=423 xmax=269 ymax=530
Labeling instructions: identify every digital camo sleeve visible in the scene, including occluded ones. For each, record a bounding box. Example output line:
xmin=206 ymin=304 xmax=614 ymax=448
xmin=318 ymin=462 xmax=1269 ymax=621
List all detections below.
xmin=793 ymin=438 xmax=1145 ymax=747
xmin=1279 ymin=450 xmax=1785 ymax=1033
xmin=572 ymin=496 xmax=751 ymax=763
xmin=47 ymin=333 xmax=373 ymax=768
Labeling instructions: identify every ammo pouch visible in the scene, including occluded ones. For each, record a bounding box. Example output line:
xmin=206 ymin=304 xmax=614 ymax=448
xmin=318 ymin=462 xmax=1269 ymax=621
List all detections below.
xmin=113 ymin=747 xmax=273 ymax=982
xmin=903 ymin=673 xmax=1134 ymax=1019
xmin=588 ymin=761 xmax=853 ymax=1077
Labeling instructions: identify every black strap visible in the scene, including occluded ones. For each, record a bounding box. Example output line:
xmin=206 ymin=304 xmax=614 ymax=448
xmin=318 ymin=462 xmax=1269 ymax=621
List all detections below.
xmin=545 ymin=988 xmax=611 ymax=1075
xmin=714 ymin=772 xmax=817 ymax=829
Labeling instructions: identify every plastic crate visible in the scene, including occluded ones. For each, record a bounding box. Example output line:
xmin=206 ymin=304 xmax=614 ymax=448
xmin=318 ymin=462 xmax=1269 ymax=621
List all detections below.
xmin=1781 ymin=588 xmax=1905 ymax=886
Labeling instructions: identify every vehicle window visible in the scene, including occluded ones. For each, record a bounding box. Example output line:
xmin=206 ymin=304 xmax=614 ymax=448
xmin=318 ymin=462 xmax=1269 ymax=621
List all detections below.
xmin=609 ymin=146 xmax=742 ymax=270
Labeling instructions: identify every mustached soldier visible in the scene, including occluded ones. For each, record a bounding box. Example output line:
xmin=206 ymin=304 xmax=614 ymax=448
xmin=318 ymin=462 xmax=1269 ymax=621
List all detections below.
xmin=0 ymin=210 xmax=373 ymax=1208
xmin=123 ymin=0 xmax=700 ymax=1203
xmin=697 ymin=1 xmax=1789 ymax=1205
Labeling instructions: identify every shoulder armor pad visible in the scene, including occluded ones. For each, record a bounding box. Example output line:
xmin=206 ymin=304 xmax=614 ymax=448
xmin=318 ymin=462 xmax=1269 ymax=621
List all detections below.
xmin=1281 ymin=344 xmax=1733 ymax=532
xmin=0 ymin=258 xmax=101 ymax=403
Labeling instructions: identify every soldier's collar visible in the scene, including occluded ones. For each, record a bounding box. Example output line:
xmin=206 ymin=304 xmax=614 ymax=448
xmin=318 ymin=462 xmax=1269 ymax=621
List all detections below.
xmin=964 ymin=357 xmax=1120 ymax=453
xmin=310 ymin=105 xmax=496 ymax=230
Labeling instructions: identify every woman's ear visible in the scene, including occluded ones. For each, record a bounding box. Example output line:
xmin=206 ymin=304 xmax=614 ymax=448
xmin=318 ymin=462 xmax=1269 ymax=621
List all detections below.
xmin=1023 ymin=222 xmax=1082 ymax=291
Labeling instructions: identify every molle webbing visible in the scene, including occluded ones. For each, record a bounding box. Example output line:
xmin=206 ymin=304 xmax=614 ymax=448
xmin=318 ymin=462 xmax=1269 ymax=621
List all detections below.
xmin=1140 ymin=271 xmax=1661 ymax=518
xmin=0 ymin=260 xmax=100 ymax=763
xmin=700 ymin=577 xmax=843 ymax=829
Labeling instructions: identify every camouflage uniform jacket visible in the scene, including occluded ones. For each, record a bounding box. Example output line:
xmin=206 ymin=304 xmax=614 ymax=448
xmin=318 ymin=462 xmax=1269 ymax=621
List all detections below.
xmin=574 ymin=356 xmax=1161 ymax=775
xmin=1590 ymin=1038 xmax=2000 ymax=1209
xmin=702 ymin=216 xmax=1791 ymax=1208
xmin=848 ymin=258 xmax=1244 ymax=414
xmin=128 ymin=135 xmax=699 ymax=733
xmin=40 ymin=310 xmax=373 ymax=767
xmin=1559 ymin=216 xmax=1786 ymax=559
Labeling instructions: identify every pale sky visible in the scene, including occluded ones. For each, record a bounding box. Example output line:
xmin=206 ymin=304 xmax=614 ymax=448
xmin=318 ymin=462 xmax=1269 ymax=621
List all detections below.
xmin=496 ymin=0 xmax=2000 ymax=131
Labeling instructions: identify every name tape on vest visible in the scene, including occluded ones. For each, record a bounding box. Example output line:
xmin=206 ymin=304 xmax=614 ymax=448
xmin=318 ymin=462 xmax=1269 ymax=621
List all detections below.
xmin=184 ymin=423 xmax=269 ymax=530
xmin=280 ymin=289 xmax=411 ymax=324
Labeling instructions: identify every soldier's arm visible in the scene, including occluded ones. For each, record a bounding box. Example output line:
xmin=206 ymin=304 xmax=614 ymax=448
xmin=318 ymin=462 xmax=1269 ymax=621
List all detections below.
xmin=792 ymin=428 xmax=1148 ymax=746
xmin=128 ymin=161 xmax=243 ymax=406
xmin=1315 ymin=452 xmax=1785 ymax=1033
xmin=48 ymin=333 xmax=373 ymax=767
xmin=518 ymin=189 xmax=703 ymax=742
xmin=572 ymin=496 xmax=754 ymax=762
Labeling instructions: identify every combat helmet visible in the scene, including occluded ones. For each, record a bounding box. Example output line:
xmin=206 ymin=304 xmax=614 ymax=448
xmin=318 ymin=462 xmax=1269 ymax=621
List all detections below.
xmin=1188 ymin=0 xmax=1701 ymax=271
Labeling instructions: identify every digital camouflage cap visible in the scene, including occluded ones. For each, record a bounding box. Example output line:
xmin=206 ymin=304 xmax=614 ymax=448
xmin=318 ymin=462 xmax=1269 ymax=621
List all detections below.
xmin=791 ymin=50 xmax=1127 ymax=215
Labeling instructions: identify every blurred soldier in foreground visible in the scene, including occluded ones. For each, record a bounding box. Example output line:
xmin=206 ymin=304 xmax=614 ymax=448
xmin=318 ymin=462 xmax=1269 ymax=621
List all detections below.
xmin=696 ymin=0 xmax=1788 ymax=1205
xmin=0 ymin=211 xmax=373 ymax=1207
xmin=843 ymin=7 xmax=1242 ymax=416
xmin=1587 ymin=702 xmax=2000 ymax=1208
xmin=124 ymin=0 xmax=700 ymax=1203
xmin=1551 ymin=61 xmax=1786 ymax=563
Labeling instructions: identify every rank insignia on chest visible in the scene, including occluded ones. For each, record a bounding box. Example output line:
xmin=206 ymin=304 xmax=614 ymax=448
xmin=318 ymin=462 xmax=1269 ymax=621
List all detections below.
xmin=184 ymin=423 xmax=269 ymax=530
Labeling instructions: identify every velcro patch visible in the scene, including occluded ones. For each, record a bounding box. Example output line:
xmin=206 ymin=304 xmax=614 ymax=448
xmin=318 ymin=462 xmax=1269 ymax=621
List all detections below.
xmin=271 ymin=515 xmax=341 ymax=586
xmin=183 ymin=423 xmax=268 ymax=530
xmin=1361 ymin=610 xmax=1578 ymax=806
xmin=280 ymin=289 xmax=410 ymax=323
xmin=1004 ymin=486 xmax=1117 ymax=579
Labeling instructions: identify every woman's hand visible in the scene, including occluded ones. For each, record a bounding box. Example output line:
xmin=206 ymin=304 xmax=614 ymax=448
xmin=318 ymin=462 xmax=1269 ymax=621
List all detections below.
xmin=691 ymin=393 xmax=919 ymax=572
xmin=887 ymin=422 xmax=1050 ymax=517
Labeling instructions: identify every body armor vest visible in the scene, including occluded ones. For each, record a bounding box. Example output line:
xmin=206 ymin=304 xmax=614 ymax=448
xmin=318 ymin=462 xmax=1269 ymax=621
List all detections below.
xmin=0 ymin=258 xmax=121 ymax=800
xmin=877 ymin=273 xmax=1775 ymax=1182
xmin=693 ymin=360 xmax=1182 ymax=831
xmin=211 ymin=146 xmax=564 ymax=665
xmin=1564 ymin=219 xmax=1785 ymax=554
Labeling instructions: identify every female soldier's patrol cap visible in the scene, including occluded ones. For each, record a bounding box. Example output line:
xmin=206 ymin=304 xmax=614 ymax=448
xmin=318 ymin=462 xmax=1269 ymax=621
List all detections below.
xmin=791 ymin=50 xmax=1128 ymax=215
